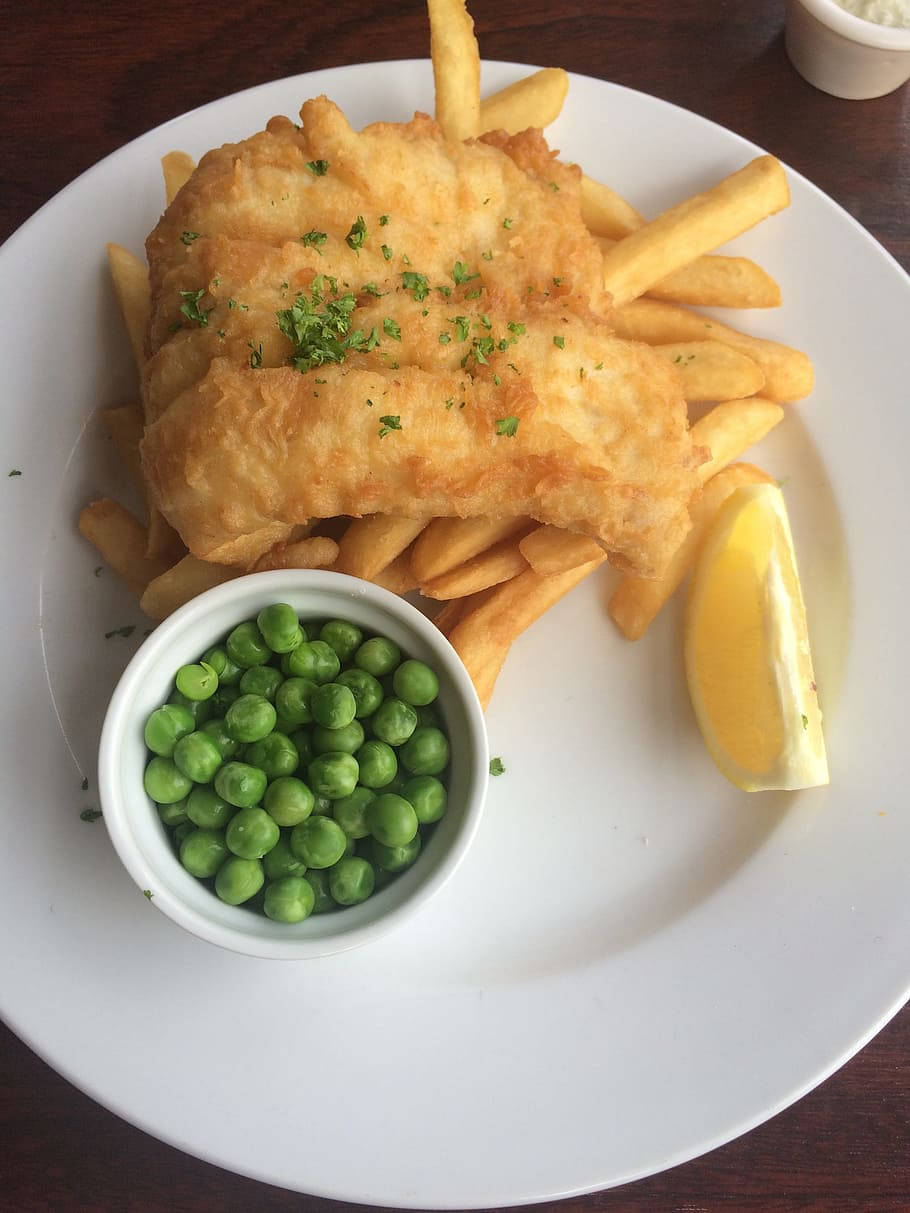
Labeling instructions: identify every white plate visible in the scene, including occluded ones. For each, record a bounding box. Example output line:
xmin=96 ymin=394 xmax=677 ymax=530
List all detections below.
xmin=2 ymin=59 xmax=909 ymax=1207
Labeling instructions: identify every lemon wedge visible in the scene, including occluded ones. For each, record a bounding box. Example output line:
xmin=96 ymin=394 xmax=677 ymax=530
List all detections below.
xmin=684 ymin=482 xmax=828 ymax=792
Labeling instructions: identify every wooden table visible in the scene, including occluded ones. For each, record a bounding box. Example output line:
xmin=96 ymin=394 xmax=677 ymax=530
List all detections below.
xmin=2 ymin=2 xmax=907 ymax=1208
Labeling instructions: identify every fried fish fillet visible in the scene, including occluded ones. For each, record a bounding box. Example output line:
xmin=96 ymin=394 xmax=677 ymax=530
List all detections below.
xmin=142 ymin=97 xmax=703 ymax=576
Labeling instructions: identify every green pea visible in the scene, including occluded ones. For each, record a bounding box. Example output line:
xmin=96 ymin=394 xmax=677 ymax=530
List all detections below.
xmin=303 ymin=867 xmax=336 ymax=914
xmin=336 ymin=668 xmax=384 ymax=718
xmin=400 ymin=726 xmax=450 ymax=775
xmin=180 ymin=828 xmax=230 ymax=878
xmin=289 ymin=729 xmax=314 ymax=766
xmin=354 ymin=636 xmax=401 ymax=677
xmin=287 ymin=640 xmax=341 ymax=684
xmin=168 ymin=689 xmax=213 ymax=726
xmin=275 ymin=677 xmax=316 ymax=725
xmin=202 ymin=646 xmax=242 ymax=685
xmin=210 ymin=685 xmax=241 ymax=717
xmin=371 ymin=697 xmax=418 ymax=746
xmin=225 ymin=620 xmax=271 ymax=668
xmin=263 ymin=776 xmax=315 ymax=827
xmin=200 ymin=717 xmax=240 ymax=761
xmin=257 ymin=603 xmax=304 ymax=654
xmin=239 ymin=665 xmax=283 ymax=701
xmin=186 ymin=785 xmax=234 ymax=830
xmin=264 ymin=875 xmax=315 ymax=922
xmin=225 ymin=807 xmax=280 ymax=859
xmin=379 ymin=771 xmax=409 ymax=796
xmin=402 ymin=774 xmax=447 ymax=824
xmin=172 ymin=822 xmax=194 ymax=850
xmin=310 ymin=682 xmax=357 ymax=730
xmin=290 ymin=815 xmax=347 ymax=868
xmin=215 ymin=857 xmax=265 ymax=905
xmin=263 ymin=834 xmax=307 ymax=880
xmin=243 ymin=732 xmax=299 ymax=779
xmin=367 ymin=793 xmax=418 ymax=847
xmin=392 ymin=659 xmax=439 ymax=706
xmin=175 ymin=661 xmax=219 ymax=701
xmin=144 ymin=756 xmax=193 ymax=804
xmin=332 ymin=786 xmax=376 ymax=839
xmin=355 ymin=740 xmax=398 ymax=788
xmin=329 ymin=857 xmax=375 ymax=905
xmin=225 ymin=694 xmax=277 ymax=743
xmin=320 ymin=619 xmax=363 ymax=662
xmin=367 ymin=832 xmax=422 ymax=873
xmin=172 ymin=731 xmax=223 ymax=783
xmin=144 ymin=703 xmax=195 ymax=757
xmin=312 ymin=719 xmax=365 ymax=756
xmin=157 ymin=798 xmax=189 ymax=827
xmin=307 ymin=752 xmax=359 ymax=800
xmin=214 ymin=761 xmax=267 ymax=808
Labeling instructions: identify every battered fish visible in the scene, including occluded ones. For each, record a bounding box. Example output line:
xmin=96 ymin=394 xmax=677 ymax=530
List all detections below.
xmin=142 ymin=97 xmax=703 ymax=576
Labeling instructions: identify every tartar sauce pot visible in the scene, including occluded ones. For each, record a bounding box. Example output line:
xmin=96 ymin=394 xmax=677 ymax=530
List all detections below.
xmin=785 ymin=0 xmax=910 ymax=97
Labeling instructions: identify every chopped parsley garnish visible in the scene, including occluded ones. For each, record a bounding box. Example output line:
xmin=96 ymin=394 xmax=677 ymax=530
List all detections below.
xmin=228 ymin=298 xmax=238 ymax=309
xmin=301 ymin=229 xmax=328 ymax=252
xmin=383 ymin=317 xmax=402 ymax=341
xmin=401 ymin=271 xmax=429 ymax=301
xmin=508 ymin=321 xmax=526 ymax=336
xmin=594 ymin=361 xmax=604 ymax=370
xmin=439 ymin=332 xmax=451 ymax=344
xmin=379 ymin=214 xmax=390 ymax=225
xmin=104 ymin=625 xmax=136 ymax=639
xmin=445 ymin=397 xmax=454 ymax=409
xmin=579 ymin=367 xmax=586 ymax=379
xmin=495 ymin=416 xmax=519 ymax=437
xmin=452 ymin=316 xmax=470 ymax=342
xmin=801 ymin=713 xmax=809 ymax=729
xmin=502 ymin=217 xmax=513 ymax=229
xmin=378 ymin=414 xmax=401 ymax=438
xmin=553 ymin=335 xmax=565 ymax=349
xmin=381 ymin=244 xmax=393 ymax=261
xmin=452 ymin=261 xmax=479 ymax=285
xmin=507 ymin=361 xmax=520 ymax=375
xmin=217 ymin=329 xmax=226 ymax=339
xmin=306 ymin=159 xmax=330 ymax=176
xmin=277 ymin=277 xmax=376 ymax=373
xmin=360 ymin=282 xmax=385 ymax=297
xmin=471 ymin=337 xmax=495 ymax=365
xmin=345 ymin=216 xmax=368 ymax=251
xmin=248 ymin=341 xmax=263 ymax=369
xmin=464 ymin=288 xmax=482 ymax=300
xmin=552 ymin=276 xmax=563 ymax=286
xmin=482 ymin=250 xmax=493 ymax=261
xmin=93 ymin=566 xmax=102 ymax=576
xmin=81 ymin=777 xmax=89 ymax=791
xmin=8 ymin=469 xmax=21 ymax=477
xmin=436 ymin=284 xmax=452 ymax=298
xmin=497 ymin=339 xmax=509 ymax=352
xmin=548 ymin=181 xmax=560 ymax=192
xmin=366 ymin=398 xmax=374 ymax=407
xmin=477 ymin=314 xmax=492 ymax=330
xmin=489 ymin=756 xmax=506 ymax=775
xmin=402 ymin=254 xmax=411 ymax=266
xmin=179 ymin=287 xmax=214 ymax=327
xmin=80 ymin=808 xmax=103 ymax=823
xmin=143 ymin=889 xmax=154 ymax=900
xmin=492 ymin=373 xmax=501 ymax=386
xmin=180 ymin=231 xmax=201 ymax=245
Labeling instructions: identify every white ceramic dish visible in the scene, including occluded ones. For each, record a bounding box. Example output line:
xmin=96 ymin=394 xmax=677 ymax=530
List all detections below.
xmin=2 ymin=60 xmax=910 ymax=1207
xmin=785 ymin=0 xmax=910 ymax=97
xmin=99 ymin=570 xmax=488 ymax=960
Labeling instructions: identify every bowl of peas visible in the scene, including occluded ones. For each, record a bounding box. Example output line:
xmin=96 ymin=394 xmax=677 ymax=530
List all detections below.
xmin=98 ymin=570 xmax=489 ymax=958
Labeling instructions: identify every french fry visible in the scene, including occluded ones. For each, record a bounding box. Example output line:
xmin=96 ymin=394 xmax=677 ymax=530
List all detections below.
xmin=596 ymin=237 xmax=780 ymax=309
xmin=433 ymin=587 xmax=498 ymax=638
xmin=611 ymin=298 xmax=814 ymax=402
xmin=411 ymin=515 xmax=529 ymax=583
xmin=420 ymin=534 xmax=530 ymax=600
xmin=371 ymin=551 xmax=421 ymax=595
xmin=518 ymin=526 xmax=604 ymax=576
xmin=253 ymin=535 xmax=339 ymax=572
xmin=654 ymin=341 xmax=765 ymax=403
xmin=162 ymin=151 xmax=196 ymax=205
xmin=78 ymin=499 xmax=171 ymax=597
xmin=106 ymin=243 xmax=150 ymax=371
xmin=449 ymin=555 xmax=606 ymax=708
xmin=428 ymin=0 xmax=481 ymax=141
xmin=479 ymin=68 xmax=569 ymax=134
xmin=691 ymin=397 xmax=784 ymax=484
xmin=140 ymin=555 xmax=239 ymax=621
xmin=335 ymin=515 xmax=427 ymax=581
xmin=100 ymin=403 xmax=144 ymax=493
xmin=608 ymin=462 xmax=774 ymax=641
xmin=580 ymin=174 xmax=643 ymax=239
xmin=601 ymin=156 xmax=790 ymax=308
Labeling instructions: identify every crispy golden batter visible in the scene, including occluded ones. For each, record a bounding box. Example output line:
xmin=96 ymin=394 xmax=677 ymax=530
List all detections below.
xmin=142 ymin=97 xmax=702 ymax=575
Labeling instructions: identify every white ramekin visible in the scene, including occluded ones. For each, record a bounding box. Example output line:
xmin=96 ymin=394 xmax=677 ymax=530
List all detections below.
xmin=785 ymin=0 xmax=910 ymax=98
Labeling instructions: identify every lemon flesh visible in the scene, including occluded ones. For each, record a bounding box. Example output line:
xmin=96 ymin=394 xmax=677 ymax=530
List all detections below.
xmin=684 ymin=483 xmax=828 ymax=792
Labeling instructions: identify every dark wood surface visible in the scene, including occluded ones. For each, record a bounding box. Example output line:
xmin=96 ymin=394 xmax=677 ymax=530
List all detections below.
xmin=2 ymin=1 xmax=908 ymax=1209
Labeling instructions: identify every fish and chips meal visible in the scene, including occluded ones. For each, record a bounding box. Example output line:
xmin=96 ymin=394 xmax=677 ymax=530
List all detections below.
xmin=82 ymin=0 xmax=829 ymax=791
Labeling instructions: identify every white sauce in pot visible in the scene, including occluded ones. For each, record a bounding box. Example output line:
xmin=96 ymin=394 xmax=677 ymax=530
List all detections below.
xmin=831 ymin=0 xmax=910 ymax=28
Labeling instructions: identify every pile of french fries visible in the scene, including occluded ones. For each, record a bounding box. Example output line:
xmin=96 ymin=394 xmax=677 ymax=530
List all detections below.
xmin=81 ymin=0 xmax=812 ymax=710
